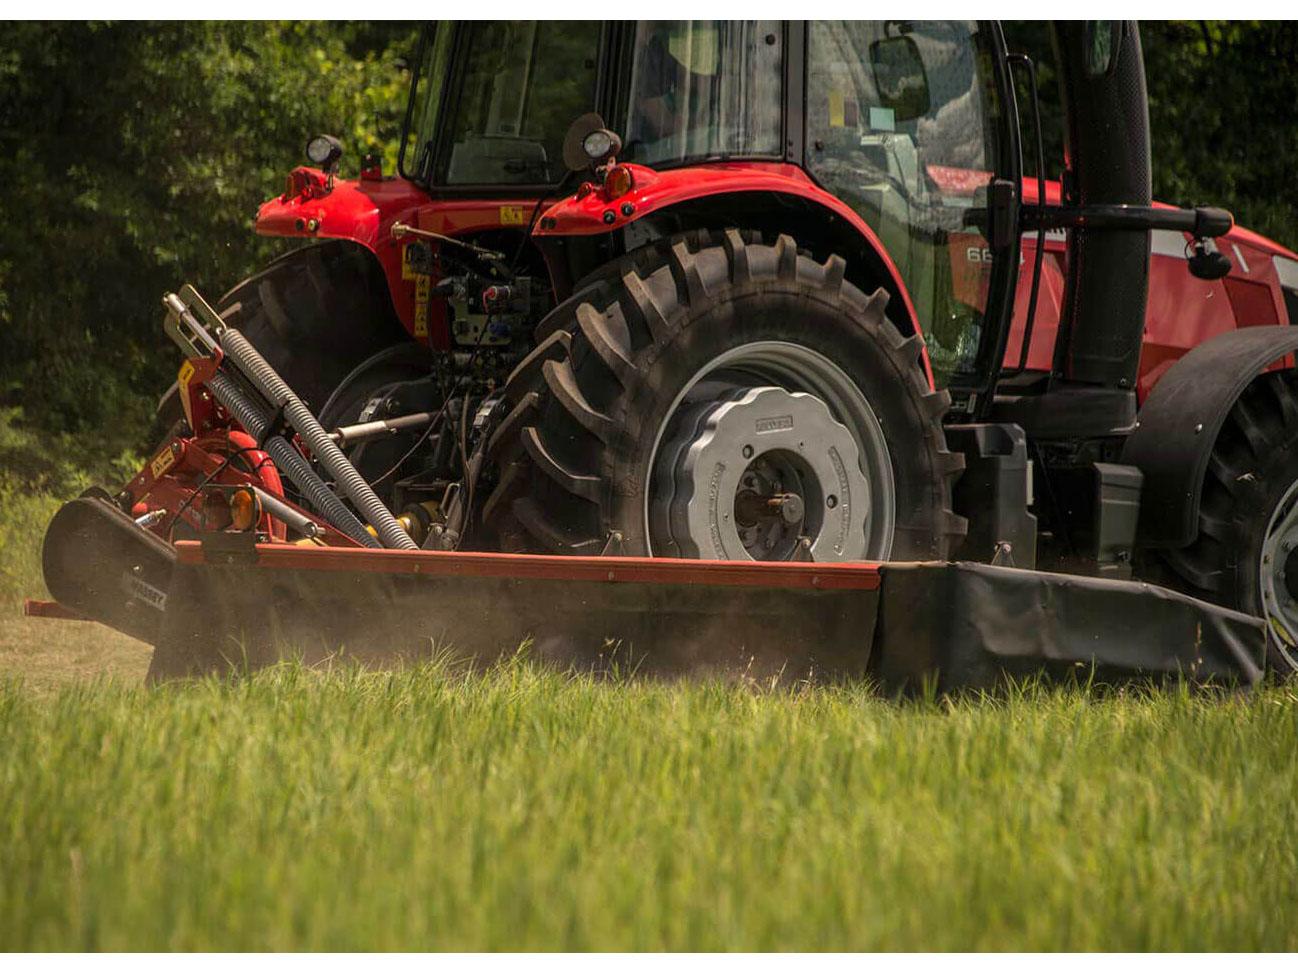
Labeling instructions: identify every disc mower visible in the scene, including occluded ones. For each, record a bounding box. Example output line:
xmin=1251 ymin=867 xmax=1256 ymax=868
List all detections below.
xmin=30 ymin=20 xmax=1298 ymax=688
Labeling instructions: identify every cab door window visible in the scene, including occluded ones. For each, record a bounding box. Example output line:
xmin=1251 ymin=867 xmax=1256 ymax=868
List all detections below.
xmin=806 ymin=21 xmax=1002 ymax=385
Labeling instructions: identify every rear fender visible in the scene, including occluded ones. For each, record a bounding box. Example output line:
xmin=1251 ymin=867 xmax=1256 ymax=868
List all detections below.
xmin=1123 ymin=325 xmax=1298 ymax=547
xmin=254 ymin=172 xmax=431 ymax=340
xmin=535 ymin=163 xmax=928 ymax=380
xmin=255 ymin=173 xmax=553 ymax=348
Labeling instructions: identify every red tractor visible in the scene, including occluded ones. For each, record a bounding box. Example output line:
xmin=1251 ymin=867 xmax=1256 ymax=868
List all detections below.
xmin=36 ymin=20 xmax=1298 ymax=684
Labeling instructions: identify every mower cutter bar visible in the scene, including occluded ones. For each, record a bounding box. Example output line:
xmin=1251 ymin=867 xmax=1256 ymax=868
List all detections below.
xmin=145 ymin=534 xmax=1265 ymax=690
xmin=36 ymin=494 xmax=1267 ymax=691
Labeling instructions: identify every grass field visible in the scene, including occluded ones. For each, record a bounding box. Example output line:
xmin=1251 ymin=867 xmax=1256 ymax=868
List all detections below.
xmin=3 ymin=415 xmax=1297 ymax=951
xmin=3 ymin=661 xmax=1297 ymax=950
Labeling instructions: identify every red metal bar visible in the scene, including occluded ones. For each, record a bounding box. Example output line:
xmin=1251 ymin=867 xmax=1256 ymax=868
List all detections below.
xmin=22 ymin=599 xmax=90 ymax=621
xmin=174 ymin=540 xmax=883 ymax=591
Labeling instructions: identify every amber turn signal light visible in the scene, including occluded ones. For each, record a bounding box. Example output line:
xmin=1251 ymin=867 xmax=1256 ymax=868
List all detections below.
xmin=229 ymin=487 xmax=262 ymax=532
xmin=603 ymin=164 xmax=634 ymax=200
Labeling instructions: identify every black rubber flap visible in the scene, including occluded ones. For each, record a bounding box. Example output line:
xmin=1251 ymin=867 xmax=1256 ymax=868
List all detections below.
xmin=148 ymin=561 xmax=880 ymax=683
xmin=42 ymin=496 xmax=177 ymax=643
xmin=873 ymin=562 xmax=1265 ymax=692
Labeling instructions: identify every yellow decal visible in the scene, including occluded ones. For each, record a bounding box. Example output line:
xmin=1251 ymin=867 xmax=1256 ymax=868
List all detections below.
xmin=176 ymin=360 xmax=197 ymax=430
xmin=500 ymin=205 xmax=528 ymax=226
xmin=828 ymin=89 xmax=845 ymax=128
xmin=401 ymin=243 xmax=416 ymax=281
xmin=150 ymin=447 xmax=176 ymax=480
xmin=413 ymin=274 xmax=430 ymax=338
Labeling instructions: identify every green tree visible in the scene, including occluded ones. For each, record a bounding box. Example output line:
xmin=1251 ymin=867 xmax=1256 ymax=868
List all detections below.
xmin=1003 ymin=21 xmax=1298 ymax=249
xmin=0 ymin=21 xmax=416 ymax=452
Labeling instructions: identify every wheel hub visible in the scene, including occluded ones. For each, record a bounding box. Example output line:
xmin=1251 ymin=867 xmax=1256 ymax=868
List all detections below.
xmin=651 ymin=386 xmax=870 ymax=561
xmin=732 ymin=454 xmax=811 ymax=560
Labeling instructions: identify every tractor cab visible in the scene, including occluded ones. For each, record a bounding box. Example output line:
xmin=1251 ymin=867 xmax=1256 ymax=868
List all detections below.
xmin=400 ymin=20 xmax=1018 ymax=395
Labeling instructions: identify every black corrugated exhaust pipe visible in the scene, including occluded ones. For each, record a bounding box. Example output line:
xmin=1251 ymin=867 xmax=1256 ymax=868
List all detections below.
xmin=1050 ymin=21 xmax=1152 ymax=394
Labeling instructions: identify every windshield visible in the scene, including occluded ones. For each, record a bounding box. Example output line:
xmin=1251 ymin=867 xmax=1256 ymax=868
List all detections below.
xmin=622 ymin=21 xmax=784 ymax=167
xmin=405 ymin=21 xmax=601 ymax=187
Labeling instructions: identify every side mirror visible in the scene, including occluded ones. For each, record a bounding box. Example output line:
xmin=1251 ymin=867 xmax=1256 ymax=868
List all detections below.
xmin=868 ymin=35 xmax=931 ymax=123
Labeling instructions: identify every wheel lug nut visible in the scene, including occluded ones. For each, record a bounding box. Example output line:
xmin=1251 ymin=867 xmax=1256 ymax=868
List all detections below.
xmin=742 ymin=445 xmax=754 ymax=459
xmin=827 ymin=495 xmax=838 ymax=509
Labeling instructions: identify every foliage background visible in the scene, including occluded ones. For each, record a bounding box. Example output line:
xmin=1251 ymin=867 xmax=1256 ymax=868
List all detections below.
xmin=0 ymin=21 xmax=1294 ymax=466
xmin=0 ymin=21 xmax=419 ymax=465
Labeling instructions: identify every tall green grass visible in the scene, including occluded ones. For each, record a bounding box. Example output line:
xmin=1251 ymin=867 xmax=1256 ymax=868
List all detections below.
xmin=2 ymin=664 xmax=1295 ymax=950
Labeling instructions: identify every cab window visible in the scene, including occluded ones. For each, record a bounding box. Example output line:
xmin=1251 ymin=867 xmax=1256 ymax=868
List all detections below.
xmin=438 ymin=21 xmax=602 ymax=186
xmin=623 ymin=21 xmax=784 ymax=168
xmin=806 ymin=21 xmax=1001 ymax=385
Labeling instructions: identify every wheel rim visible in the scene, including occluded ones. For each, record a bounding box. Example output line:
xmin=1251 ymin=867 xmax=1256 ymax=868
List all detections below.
xmin=645 ymin=341 xmax=895 ymax=562
xmin=1261 ymin=477 xmax=1298 ymax=668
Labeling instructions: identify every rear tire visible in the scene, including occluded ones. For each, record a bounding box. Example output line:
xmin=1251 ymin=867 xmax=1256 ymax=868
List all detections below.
xmin=1164 ymin=369 xmax=1298 ymax=673
xmin=216 ymin=241 xmax=411 ymax=412
xmin=315 ymin=343 xmax=435 ymax=503
xmin=483 ymin=231 xmax=965 ymax=561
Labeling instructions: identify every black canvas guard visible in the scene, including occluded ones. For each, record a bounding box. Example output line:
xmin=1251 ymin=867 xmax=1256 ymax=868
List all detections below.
xmin=873 ymin=562 xmax=1265 ymax=692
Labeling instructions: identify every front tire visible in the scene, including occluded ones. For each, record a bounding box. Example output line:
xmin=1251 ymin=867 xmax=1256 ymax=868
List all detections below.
xmin=484 ymin=231 xmax=965 ymax=561
xmin=1165 ymin=369 xmax=1298 ymax=673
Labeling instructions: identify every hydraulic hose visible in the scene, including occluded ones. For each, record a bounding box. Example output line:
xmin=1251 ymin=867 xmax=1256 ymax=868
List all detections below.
xmin=206 ymin=371 xmax=379 ymax=549
xmin=216 ymin=327 xmax=418 ymax=550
